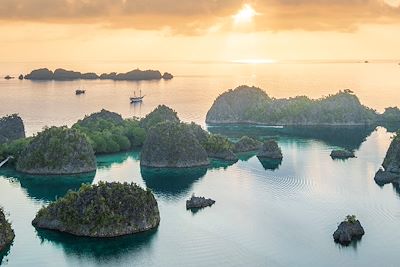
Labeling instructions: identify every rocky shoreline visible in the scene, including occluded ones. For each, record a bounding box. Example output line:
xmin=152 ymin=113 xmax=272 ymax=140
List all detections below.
xmin=374 ymin=132 xmax=400 ymax=184
xmin=0 ymin=208 xmax=14 ymax=252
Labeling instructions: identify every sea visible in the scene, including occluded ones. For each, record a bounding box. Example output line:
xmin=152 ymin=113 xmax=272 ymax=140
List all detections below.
xmin=0 ymin=60 xmax=399 ymax=266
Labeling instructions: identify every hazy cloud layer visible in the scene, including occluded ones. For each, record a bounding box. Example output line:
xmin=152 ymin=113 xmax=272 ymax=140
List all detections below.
xmin=0 ymin=0 xmax=399 ymax=33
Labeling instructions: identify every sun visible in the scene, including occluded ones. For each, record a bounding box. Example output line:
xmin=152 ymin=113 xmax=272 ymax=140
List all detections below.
xmin=233 ymin=4 xmax=258 ymax=24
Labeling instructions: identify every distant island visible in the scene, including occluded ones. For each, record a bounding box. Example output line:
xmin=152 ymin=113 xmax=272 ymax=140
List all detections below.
xmin=24 ymin=68 xmax=173 ymax=81
xmin=206 ymin=85 xmax=400 ymax=126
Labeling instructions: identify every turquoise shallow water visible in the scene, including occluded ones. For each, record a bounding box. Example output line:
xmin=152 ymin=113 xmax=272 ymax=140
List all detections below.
xmin=1 ymin=61 xmax=400 ymax=266
xmin=1 ymin=125 xmax=400 ymax=267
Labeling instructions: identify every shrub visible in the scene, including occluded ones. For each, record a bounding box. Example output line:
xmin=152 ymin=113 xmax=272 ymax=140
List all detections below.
xmin=345 ymin=215 xmax=357 ymax=224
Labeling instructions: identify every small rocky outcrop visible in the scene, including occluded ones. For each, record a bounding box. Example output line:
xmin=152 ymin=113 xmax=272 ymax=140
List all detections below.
xmin=162 ymin=72 xmax=173 ymax=80
xmin=18 ymin=74 xmax=23 ymax=80
xmin=4 ymin=75 xmax=14 ymax=80
xmin=140 ymin=105 xmax=180 ymax=130
xmin=374 ymin=133 xmax=400 ymax=184
xmin=0 ymin=114 xmax=25 ymax=144
xmin=233 ymin=136 xmax=262 ymax=153
xmin=140 ymin=122 xmax=209 ymax=168
xmin=16 ymin=126 xmax=96 ymax=175
xmin=186 ymin=195 xmax=215 ymax=209
xmin=330 ymin=149 xmax=355 ymax=159
xmin=257 ymin=140 xmax=283 ymax=159
xmin=74 ymin=109 xmax=124 ymax=128
xmin=32 ymin=182 xmax=160 ymax=237
xmin=333 ymin=215 xmax=365 ymax=245
xmin=24 ymin=68 xmax=53 ymax=80
xmin=0 ymin=208 xmax=14 ymax=252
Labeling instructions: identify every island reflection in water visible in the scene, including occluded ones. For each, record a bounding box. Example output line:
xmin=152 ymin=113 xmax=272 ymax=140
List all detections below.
xmin=35 ymin=228 xmax=158 ymax=263
xmin=208 ymin=125 xmax=380 ymax=150
xmin=0 ymin=168 xmax=95 ymax=202
xmin=140 ymin=166 xmax=207 ymax=197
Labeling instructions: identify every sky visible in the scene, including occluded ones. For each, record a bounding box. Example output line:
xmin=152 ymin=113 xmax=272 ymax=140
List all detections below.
xmin=1 ymin=0 xmax=400 ymax=63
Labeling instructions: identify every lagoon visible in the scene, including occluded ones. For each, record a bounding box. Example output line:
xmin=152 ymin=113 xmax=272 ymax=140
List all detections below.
xmin=1 ymin=61 xmax=400 ymax=266
xmin=0 ymin=125 xmax=399 ymax=266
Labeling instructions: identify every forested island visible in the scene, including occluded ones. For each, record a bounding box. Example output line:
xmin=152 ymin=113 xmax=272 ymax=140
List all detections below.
xmin=0 ymin=114 xmax=25 ymax=144
xmin=0 ymin=106 xmax=266 ymax=173
xmin=206 ymin=85 xmax=400 ymax=125
xmin=32 ymin=182 xmax=160 ymax=237
xmin=16 ymin=127 xmax=97 ymax=175
xmin=24 ymin=68 xmax=173 ymax=81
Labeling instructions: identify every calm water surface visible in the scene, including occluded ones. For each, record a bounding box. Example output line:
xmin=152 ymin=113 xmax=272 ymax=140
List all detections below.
xmin=1 ymin=61 xmax=400 ymax=135
xmin=0 ymin=62 xmax=400 ymax=266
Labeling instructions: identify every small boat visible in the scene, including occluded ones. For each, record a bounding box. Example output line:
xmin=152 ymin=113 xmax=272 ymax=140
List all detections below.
xmin=76 ymin=89 xmax=85 ymax=95
xmin=130 ymin=90 xmax=144 ymax=103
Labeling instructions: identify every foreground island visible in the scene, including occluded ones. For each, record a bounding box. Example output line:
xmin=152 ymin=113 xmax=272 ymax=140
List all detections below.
xmin=32 ymin=182 xmax=160 ymax=237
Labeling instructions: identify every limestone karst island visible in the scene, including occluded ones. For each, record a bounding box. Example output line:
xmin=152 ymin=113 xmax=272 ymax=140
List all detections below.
xmin=1 ymin=1 xmax=400 ymax=266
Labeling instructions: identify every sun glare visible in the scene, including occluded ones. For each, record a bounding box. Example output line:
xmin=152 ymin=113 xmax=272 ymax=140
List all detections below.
xmin=233 ymin=4 xmax=258 ymax=24
xmin=232 ymin=59 xmax=276 ymax=64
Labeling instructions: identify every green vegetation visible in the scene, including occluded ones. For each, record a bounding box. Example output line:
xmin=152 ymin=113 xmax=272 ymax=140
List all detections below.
xmin=207 ymin=86 xmax=379 ymax=125
xmin=233 ymin=136 xmax=262 ymax=153
xmin=33 ymin=182 xmax=160 ymax=237
xmin=184 ymin=122 xmax=209 ymax=145
xmin=140 ymin=105 xmax=180 ymax=130
xmin=0 ymin=114 xmax=25 ymax=144
xmin=16 ymin=126 xmax=96 ymax=175
xmin=345 ymin=215 xmax=357 ymax=224
xmin=73 ymin=110 xmax=146 ymax=154
xmin=203 ymin=134 xmax=234 ymax=154
xmin=380 ymin=107 xmax=400 ymax=123
xmin=0 ymin=138 xmax=31 ymax=162
xmin=140 ymin=121 xmax=209 ymax=167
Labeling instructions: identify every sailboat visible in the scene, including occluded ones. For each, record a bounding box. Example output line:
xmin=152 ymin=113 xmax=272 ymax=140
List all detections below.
xmin=130 ymin=89 xmax=144 ymax=103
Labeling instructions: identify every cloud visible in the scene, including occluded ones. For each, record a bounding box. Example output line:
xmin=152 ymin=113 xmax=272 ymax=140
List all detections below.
xmin=0 ymin=0 xmax=399 ymax=33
